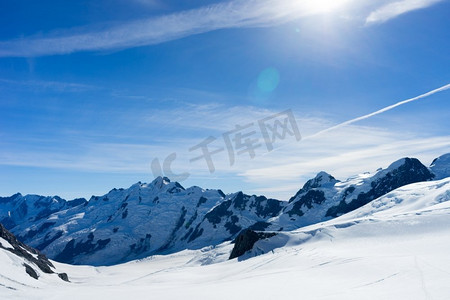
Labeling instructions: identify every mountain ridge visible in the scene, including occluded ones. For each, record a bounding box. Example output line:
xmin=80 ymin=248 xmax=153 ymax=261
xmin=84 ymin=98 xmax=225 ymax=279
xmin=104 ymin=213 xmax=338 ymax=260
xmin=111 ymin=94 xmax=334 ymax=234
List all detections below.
xmin=0 ymin=153 xmax=448 ymax=265
xmin=0 ymin=223 xmax=69 ymax=282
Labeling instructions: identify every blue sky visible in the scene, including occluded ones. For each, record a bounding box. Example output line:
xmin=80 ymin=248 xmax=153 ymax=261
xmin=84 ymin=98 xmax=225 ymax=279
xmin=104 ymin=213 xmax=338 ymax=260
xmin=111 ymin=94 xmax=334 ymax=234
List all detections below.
xmin=0 ymin=0 xmax=449 ymax=200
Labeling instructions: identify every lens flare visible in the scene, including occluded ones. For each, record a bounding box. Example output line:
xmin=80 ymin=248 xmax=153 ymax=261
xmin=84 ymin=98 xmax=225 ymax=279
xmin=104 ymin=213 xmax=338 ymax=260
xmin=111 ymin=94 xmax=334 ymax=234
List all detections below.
xmin=257 ymin=68 xmax=280 ymax=93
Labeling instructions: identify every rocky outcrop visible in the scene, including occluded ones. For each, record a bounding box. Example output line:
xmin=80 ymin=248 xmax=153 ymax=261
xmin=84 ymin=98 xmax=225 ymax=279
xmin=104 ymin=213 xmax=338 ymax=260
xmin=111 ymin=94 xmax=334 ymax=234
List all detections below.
xmin=229 ymin=230 xmax=277 ymax=259
xmin=0 ymin=223 xmax=69 ymax=281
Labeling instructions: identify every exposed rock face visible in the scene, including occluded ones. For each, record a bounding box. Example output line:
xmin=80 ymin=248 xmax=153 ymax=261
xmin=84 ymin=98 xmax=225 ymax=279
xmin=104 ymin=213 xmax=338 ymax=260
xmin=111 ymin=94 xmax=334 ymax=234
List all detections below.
xmin=326 ymin=158 xmax=434 ymax=217
xmin=186 ymin=192 xmax=285 ymax=246
xmin=23 ymin=263 xmax=39 ymax=279
xmin=229 ymin=230 xmax=277 ymax=260
xmin=0 ymin=223 xmax=69 ymax=281
xmin=58 ymin=272 xmax=69 ymax=281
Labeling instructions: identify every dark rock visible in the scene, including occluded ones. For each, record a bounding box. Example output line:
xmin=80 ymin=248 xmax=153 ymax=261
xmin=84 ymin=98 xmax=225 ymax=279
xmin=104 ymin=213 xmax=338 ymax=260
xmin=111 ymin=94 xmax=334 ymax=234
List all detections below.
xmin=217 ymin=189 xmax=226 ymax=198
xmin=36 ymin=230 xmax=63 ymax=251
xmin=224 ymin=215 xmax=241 ymax=235
xmin=196 ymin=196 xmax=208 ymax=208
xmin=67 ymin=198 xmax=88 ymax=207
xmin=122 ymin=208 xmax=128 ymax=219
xmin=252 ymin=196 xmax=284 ymax=218
xmin=23 ymin=263 xmax=39 ymax=280
xmin=204 ymin=200 xmax=233 ymax=225
xmin=0 ymin=223 xmax=54 ymax=273
xmin=229 ymin=229 xmax=277 ymax=260
xmin=187 ymin=225 xmax=203 ymax=243
xmin=21 ymin=222 xmax=57 ymax=241
xmin=233 ymin=192 xmax=247 ymax=210
xmin=288 ymin=190 xmax=326 ymax=217
xmin=0 ymin=223 xmax=68 ymax=282
xmin=248 ymin=221 xmax=271 ymax=231
xmin=58 ymin=272 xmax=70 ymax=282
xmin=54 ymin=234 xmax=111 ymax=264
xmin=185 ymin=211 xmax=197 ymax=229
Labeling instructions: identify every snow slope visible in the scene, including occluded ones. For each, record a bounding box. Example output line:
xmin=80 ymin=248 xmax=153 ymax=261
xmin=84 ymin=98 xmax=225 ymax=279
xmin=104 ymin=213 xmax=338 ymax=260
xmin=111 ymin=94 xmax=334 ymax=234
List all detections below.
xmin=0 ymin=224 xmax=68 ymax=291
xmin=2 ymin=178 xmax=449 ymax=300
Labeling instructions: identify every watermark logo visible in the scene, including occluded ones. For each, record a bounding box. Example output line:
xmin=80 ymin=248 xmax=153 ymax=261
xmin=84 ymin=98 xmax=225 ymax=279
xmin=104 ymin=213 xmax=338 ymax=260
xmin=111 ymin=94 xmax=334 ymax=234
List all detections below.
xmin=151 ymin=109 xmax=301 ymax=182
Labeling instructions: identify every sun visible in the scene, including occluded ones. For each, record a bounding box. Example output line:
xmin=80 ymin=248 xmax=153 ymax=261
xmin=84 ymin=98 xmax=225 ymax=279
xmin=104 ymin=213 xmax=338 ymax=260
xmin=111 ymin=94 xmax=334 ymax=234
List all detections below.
xmin=301 ymin=0 xmax=350 ymax=14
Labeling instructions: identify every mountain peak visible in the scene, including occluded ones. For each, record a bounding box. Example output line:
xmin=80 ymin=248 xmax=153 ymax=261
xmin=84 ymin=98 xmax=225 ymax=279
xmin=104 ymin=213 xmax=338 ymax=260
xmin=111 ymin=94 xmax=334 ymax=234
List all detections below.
xmin=385 ymin=157 xmax=409 ymax=171
xmin=151 ymin=176 xmax=171 ymax=188
xmin=371 ymin=157 xmax=433 ymax=185
xmin=430 ymin=153 xmax=450 ymax=180
xmin=288 ymin=171 xmax=338 ymax=203
xmin=315 ymin=171 xmax=336 ymax=181
xmin=305 ymin=171 xmax=338 ymax=189
xmin=383 ymin=157 xmax=432 ymax=175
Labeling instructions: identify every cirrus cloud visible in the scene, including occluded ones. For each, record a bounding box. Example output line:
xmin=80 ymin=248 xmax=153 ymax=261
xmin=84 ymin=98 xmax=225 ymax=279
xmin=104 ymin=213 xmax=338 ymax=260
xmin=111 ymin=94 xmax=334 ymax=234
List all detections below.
xmin=366 ymin=0 xmax=445 ymax=25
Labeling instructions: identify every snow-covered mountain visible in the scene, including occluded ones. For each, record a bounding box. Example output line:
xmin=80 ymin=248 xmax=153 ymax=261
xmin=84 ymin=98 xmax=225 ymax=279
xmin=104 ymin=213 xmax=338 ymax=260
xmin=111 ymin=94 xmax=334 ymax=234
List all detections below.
xmin=0 ymin=153 xmax=448 ymax=266
xmin=430 ymin=153 xmax=450 ymax=180
xmin=1 ymin=177 xmax=229 ymax=265
xmin=0 ymin=193 xmax=87 ymax=230
xmin=270 ymin=157 xmax=435 ymax=230
xmin=2 ymin=176 xmax=450 ymax=299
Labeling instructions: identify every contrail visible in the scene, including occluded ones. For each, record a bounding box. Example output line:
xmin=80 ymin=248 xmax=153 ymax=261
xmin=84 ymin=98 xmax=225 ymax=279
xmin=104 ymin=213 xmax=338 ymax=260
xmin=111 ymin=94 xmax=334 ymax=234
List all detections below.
xmin=263 ymin=83 xmax=450 ymax=155
xmin=305 ymin=83 xmax=450 ymax=140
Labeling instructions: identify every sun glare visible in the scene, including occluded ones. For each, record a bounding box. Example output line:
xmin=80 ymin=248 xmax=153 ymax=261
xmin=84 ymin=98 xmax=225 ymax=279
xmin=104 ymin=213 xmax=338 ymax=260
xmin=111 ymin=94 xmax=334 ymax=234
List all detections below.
xmin=301 ymin=0 xmax=350 ymax=14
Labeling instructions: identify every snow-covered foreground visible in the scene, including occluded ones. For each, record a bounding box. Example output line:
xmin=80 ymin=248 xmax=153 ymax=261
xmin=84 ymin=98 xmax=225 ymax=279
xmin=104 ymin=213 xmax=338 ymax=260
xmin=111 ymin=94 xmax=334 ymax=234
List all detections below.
xmin=2 ymin=178 xmax=450 ymax=300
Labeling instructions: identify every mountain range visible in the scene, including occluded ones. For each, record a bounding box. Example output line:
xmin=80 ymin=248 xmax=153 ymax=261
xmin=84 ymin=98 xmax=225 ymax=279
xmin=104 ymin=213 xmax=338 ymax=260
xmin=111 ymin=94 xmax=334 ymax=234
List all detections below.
xmin=2 ymin=166 xmax=450 ymax=299
xmin=0 ymin=153 xmax=448 ymax=266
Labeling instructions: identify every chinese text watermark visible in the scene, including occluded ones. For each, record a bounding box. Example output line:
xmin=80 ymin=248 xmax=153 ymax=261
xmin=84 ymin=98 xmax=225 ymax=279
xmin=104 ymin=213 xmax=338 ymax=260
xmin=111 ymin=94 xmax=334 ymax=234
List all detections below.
xmin=151 ymin=109 xmax=301 ymax=181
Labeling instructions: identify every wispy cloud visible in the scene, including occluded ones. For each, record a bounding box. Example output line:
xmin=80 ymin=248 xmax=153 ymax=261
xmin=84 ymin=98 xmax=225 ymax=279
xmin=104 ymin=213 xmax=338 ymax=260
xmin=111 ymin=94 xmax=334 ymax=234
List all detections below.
xmin=0 ymin=78 xmax=98 ymax=92
xmin=365 ymin=0 xmax=444 ymax=25
xmin=0 ymin=0 xmax=444 ymax=56
xmin=0 ymin=0 xmax=350 ymax=57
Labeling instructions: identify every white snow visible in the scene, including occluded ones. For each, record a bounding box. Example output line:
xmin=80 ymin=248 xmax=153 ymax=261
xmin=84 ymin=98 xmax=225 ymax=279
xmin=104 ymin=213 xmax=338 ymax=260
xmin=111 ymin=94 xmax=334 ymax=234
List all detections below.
xmin=430 ymin=153 xmax=450 ymax=180
xmin=68 ymin=212 xmax=85 ymax=221
xmin=337 ymin=177 xmax=450 ymax=221
xmin=2 ymin=178 xmax=450 ymax=299
xmin=0 ymin=237 xmax=14 ymax=249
